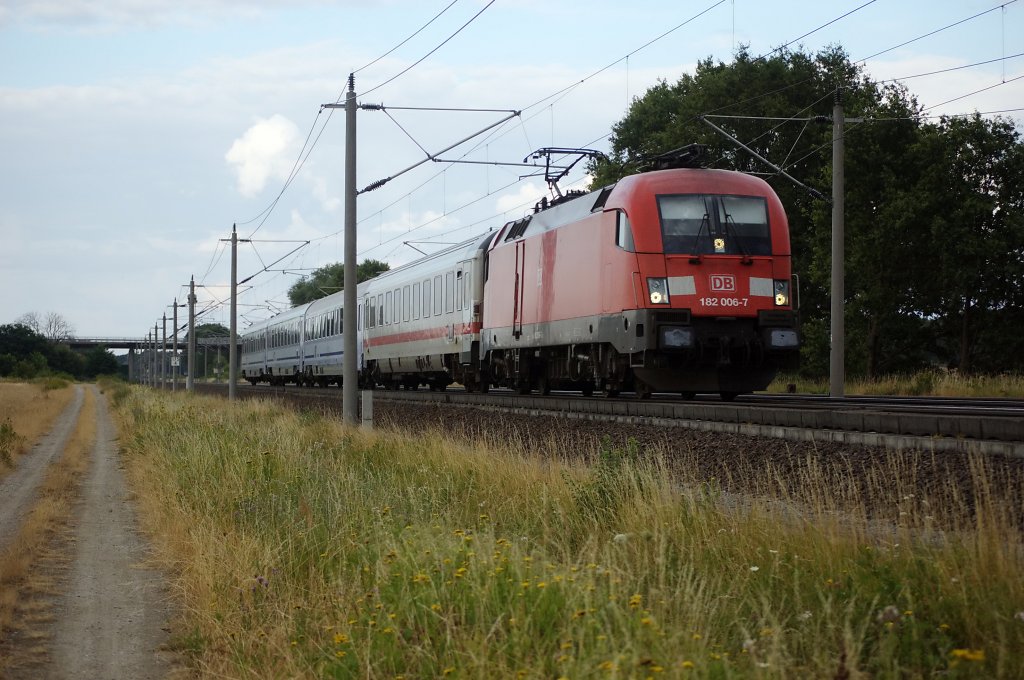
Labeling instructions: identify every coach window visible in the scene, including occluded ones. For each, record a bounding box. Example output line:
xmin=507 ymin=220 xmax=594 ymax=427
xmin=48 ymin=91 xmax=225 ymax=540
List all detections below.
xmin=385 ymin=291 xmax=392 ymax=325
xmin=393 ymin=288 xmax=400 ymax=324
xmin=368 ymin=298 xmax=375 ymax=328
xmin=337 ymin=309 xmax=343 ymax=335
xmin=465 ymin=270 xmax=472 ymax=307
xmin=615 ymin=210 xmax=635 ymax=251
xmin=412 ymin=282 xmax=420 ymax=320
xmin=446 ymin=272 xmax=455 ymax=313
xmin=455 ymin=271 xmax=463 ymax=311
xmin=378 ymin=294 xmax=384 ymax=325
xmin=433 ymin=275 xmax=442 ymax=315
xmin=357 ymin=303 xmax=362 ymax=331
xmin=403 ymin=285 xmax=411 ymax=322
xmin=423 ymin=279 xmax=431 ymax=318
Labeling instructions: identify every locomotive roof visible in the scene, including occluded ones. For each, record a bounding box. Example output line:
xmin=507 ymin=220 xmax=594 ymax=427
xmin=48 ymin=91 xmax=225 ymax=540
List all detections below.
xmin=493 ymin=167 xmax=779 ymax=245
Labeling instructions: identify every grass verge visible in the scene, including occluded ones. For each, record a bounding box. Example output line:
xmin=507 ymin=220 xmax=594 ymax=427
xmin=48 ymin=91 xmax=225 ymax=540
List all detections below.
xmin=769 ymin=370 xmax=1024 ymax=398
xmin=0 ymin=381 xmax=75 ymax=476
xmin=118 ymin=389 xmax=1024 ymax=678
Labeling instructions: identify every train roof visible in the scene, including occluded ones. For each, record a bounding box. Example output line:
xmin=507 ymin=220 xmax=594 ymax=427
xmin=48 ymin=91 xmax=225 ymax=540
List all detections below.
xmin=358 ymin=230 xmax=497 ymax=286
xmin=490 ymin=167 xmax=783 ymax=247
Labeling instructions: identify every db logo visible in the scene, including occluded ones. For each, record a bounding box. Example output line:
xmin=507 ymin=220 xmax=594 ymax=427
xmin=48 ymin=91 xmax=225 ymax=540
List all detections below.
xmin=710 ymin=275 xmax=736 ymax=292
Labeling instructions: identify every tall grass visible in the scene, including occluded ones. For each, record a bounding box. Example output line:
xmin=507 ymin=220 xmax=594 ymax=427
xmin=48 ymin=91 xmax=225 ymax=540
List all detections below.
xmin=118 ymin=389 xmax=1023 ymax=678
xmin=770 ymin=370 xmax=1024 ymax=397
xmin=0 ymin=381 xmax=75 ymax=475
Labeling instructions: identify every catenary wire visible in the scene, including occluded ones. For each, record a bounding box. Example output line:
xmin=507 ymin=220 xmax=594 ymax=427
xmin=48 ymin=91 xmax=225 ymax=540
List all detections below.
xmin=353 ymin=0 xmax=460 ymax=75
xmin=362 ymin=1 xmax=496 ymax=97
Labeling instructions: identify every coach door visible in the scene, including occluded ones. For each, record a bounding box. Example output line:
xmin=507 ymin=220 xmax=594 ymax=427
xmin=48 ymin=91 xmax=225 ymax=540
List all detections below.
xmin=513 ymin=240 xmax=526 ymax=339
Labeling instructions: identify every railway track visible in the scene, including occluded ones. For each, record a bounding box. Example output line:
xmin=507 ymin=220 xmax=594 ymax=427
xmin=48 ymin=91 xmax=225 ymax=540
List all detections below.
xmin=189 ymin=383 xmax=1024 ymax=457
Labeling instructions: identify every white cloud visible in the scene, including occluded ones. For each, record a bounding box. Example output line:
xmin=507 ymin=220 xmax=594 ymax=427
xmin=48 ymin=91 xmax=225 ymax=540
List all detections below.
xmin=494 ymin=181 xmax=546 ymax=217
xmin=225 ymin=114 xmax=301 ymax=198
xmin=309 ymin=175 xmax=341 ymax=212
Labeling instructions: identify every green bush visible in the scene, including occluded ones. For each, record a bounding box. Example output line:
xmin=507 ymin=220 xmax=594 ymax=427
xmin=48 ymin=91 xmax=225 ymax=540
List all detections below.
xmin=0 ymin=418 xmax=22 ymax=467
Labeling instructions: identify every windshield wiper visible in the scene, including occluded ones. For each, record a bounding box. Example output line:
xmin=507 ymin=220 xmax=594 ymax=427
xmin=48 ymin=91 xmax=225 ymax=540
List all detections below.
xmin=722 ymin=211 xmax=753 ymax=265
xmin=688 ymin=197 xmax=712 ymax=264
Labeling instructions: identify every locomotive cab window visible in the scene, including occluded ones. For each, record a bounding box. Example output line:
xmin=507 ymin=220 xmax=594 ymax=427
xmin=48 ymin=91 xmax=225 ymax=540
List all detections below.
xmin=615 ymin=211 xmax=635 ymax=251
xmin=657 ymin=194 xmax=771 ymax=256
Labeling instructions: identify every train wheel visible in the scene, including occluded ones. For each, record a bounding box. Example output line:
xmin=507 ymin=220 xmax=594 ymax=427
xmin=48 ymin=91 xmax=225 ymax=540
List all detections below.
xmin=719 ymin=391 xmax=739 ymax=402
xmin=680 ymin=391 xmax=696 ymax=400
xmin=538 ymin=375 xmax=551 ymax=396
xmin=604 ymin=389 xmax=620 ymax=398
xmin=581 ymin=383 xmax=594 ymax=397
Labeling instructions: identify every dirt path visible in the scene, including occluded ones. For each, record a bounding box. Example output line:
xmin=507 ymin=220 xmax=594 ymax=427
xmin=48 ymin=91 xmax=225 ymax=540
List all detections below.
xmin=0 ymin=386 xmax=84 ymax=552
xmin=41 ymin=385 xmax=177 ymax=679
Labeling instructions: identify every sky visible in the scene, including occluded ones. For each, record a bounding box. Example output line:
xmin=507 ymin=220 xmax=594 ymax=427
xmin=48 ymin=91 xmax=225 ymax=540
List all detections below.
xmin=1 ymin=0 xmax=1021 ymax=341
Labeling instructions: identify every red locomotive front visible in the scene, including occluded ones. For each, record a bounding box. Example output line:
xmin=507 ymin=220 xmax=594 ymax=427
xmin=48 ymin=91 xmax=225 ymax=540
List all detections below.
xmin=481 ymin=161 xmax=799 ymax=399
xmin=611 ymin=168 xmax=799 ymax=397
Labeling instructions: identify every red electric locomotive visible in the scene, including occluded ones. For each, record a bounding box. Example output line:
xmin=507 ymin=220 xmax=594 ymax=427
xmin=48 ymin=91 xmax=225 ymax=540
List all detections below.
xmin=479 ymin=147 xmax=799 ymax=399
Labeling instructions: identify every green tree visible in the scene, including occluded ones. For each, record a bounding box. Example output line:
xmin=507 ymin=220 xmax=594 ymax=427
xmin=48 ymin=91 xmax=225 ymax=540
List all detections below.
xmin=46 ymin=343 xmax=84 ymax=378
xmin=191 ymin=322 xmax=229 ymax=339
xmin=806 ymin=82 xmax=931 ymax=377
xmin=909 ymin=114 xmax=1024 ymax=372
xmin=287 ymin=259 xmax=390 ymax=306
xmin=83 ymin=345 xmax=120 ymax=378
xmin=0 ymin=323 xmax=49 ymax=360
xmin=181 ymin=323 xmax=230 ymax=380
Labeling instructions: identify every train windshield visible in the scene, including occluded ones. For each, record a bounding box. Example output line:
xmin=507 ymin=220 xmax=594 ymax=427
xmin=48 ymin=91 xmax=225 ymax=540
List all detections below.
xmin=657 ymin=194 xmax=771 ymax=256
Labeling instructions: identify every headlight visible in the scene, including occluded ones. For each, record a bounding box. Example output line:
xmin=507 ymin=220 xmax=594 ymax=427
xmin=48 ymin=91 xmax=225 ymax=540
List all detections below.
xmin=647 ymin=278 xmax=670 ymax=305
xmin=660 ymin=326 xmax=694 ymax=348
xmin=774 ymin=279 xmax=790 ymax=306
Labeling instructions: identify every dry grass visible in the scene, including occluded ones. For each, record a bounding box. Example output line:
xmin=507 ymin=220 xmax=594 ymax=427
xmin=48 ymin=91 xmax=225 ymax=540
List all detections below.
xmin=118 ymin=389 xmax=1024 ymax=678
xmin=0 ymin=386 xmax=95 ymax=673
xmin=769 ymin=370 xmax=1024 ymax=397
xmin=0 ymin=380 xmax=75 ymax=477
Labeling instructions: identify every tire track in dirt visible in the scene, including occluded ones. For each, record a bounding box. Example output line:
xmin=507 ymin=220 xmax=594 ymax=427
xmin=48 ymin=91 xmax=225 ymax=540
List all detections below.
xmin=0 ymin=386 xmax=84 ymax=552
xmin=42 ymin=385 xmax=177 ymax=680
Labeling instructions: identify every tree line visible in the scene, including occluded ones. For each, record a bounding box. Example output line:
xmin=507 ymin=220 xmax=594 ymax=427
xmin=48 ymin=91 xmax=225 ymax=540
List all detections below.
xmin=0 ymin=314 xmax=121 ymax=380
xmin=591 ymin=45 xmax=1023 ymax=377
